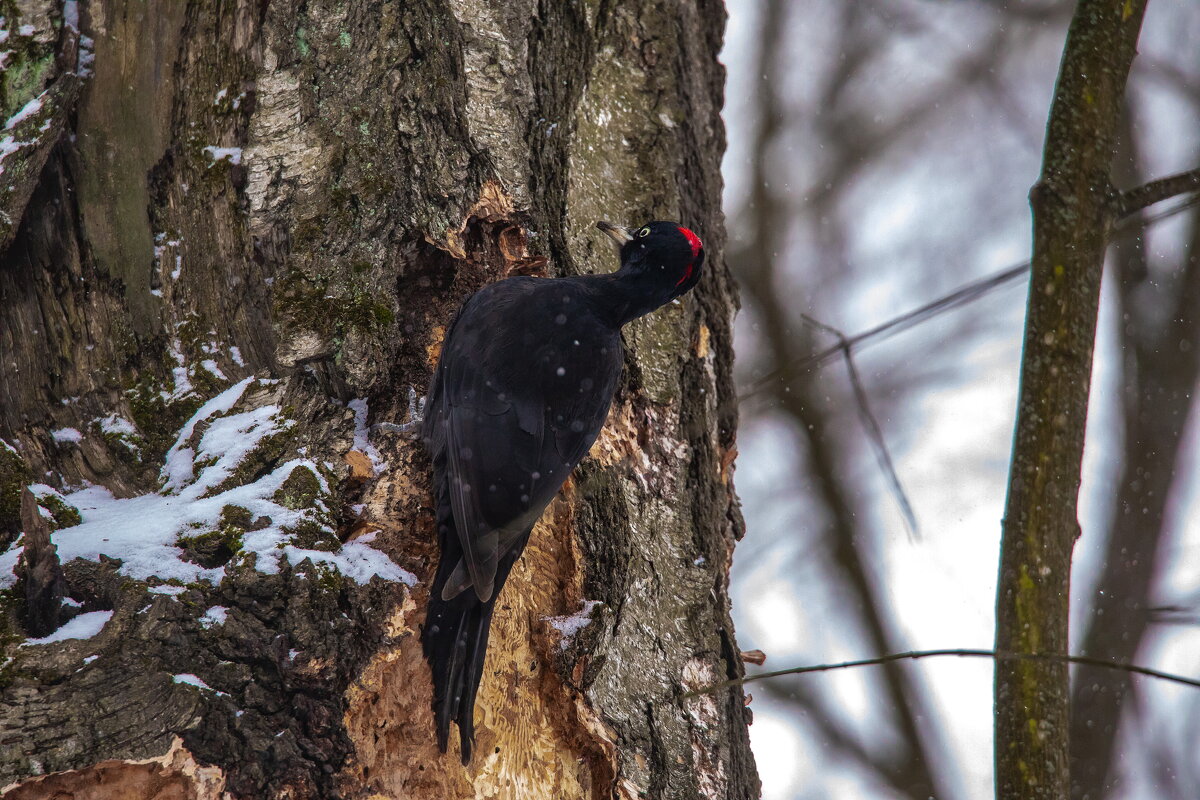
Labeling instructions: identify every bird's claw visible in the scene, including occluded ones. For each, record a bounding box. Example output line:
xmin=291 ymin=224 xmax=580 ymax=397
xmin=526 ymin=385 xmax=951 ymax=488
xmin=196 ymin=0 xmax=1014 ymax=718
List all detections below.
xmin=371 ymin=388 xmax=425 ymax=440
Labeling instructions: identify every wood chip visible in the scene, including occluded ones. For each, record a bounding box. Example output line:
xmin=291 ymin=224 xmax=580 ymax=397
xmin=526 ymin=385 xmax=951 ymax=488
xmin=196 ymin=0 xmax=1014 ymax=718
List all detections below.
xmin=739 ymin=649 xmax=766 ymax=666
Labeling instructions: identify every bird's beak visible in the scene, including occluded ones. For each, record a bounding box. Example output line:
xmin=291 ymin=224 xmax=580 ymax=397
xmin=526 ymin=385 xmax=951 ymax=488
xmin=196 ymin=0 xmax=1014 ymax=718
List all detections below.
xmin=596 ymin=220 xmax=633 ymax=246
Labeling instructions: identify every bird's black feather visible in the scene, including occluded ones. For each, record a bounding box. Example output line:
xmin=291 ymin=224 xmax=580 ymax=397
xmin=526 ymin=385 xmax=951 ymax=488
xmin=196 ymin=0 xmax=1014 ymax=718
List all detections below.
xmin=421 ymin=221 xmax=704 ymax=762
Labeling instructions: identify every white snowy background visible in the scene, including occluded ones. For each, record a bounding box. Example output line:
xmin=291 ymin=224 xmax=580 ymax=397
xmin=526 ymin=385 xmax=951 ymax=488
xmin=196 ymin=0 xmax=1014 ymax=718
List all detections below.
xmin=721 ymin=2 xmax=1200 ymax=798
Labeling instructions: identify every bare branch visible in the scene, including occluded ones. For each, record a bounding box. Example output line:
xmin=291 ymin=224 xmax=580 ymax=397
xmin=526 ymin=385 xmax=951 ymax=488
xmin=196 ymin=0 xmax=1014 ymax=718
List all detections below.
xmin=742 ymin=262 xmax=1030 ymax=398
xmin=740 ymin=193 xmax=1200 ymax=401
xmin=800 ymin=314 xmax=919 ymax=538
xmin=679 ymin=649 xmax=1200 ymax=699
xmin=1117 ymin=166 xmax=1200 ymax=218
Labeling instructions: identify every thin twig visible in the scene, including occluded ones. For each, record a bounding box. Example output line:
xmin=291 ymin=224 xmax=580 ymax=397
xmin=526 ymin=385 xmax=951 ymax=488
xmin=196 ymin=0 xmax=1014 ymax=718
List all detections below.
xmin=843 ymin=352 xmax=919 ymax=539
xmin=743 ymin=263 xmax=1030 ymax=397
xmin=799 ymin=314 xmax=920 ymax=538
xmin=678 ymin=649 xmax=1200 ymax=700
xmin=1118 ymin=166 xmax=1200 ymax=218
xmin=741 ymin=193 xmax=1200 ymax=400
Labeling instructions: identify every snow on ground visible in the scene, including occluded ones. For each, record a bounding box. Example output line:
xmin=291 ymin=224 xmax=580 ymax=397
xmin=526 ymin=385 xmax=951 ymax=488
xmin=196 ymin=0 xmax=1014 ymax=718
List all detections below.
xmin=166 ymin=338 xmax=194 ymax=401
xmin=96 ymin=414 xmax=141 ymax=456
xmin=162 ymin=377 xmax=255 ymax=492
xmin=21 ymin=610 xmax=113 ymax=645
xmin=0 ymin=376 xmax=415 ymax=593
xmin=200 ymin=359 xmax=226 ymax=380
xmin=97 ymin=415 xmax=137 ymax=438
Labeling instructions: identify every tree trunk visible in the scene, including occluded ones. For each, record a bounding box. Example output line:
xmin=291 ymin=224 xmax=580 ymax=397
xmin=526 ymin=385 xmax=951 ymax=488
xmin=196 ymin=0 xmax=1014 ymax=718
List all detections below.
xmin=993 ymin=1 xmax=1146 ymax=797
xmin=0 ymin=2 xmax=758 ymax=799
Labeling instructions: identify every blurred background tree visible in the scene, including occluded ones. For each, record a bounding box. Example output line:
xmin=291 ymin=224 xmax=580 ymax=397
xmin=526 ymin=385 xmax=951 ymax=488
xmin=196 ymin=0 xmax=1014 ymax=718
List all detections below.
xmin=723 ymin=1 xmax=1200 ymax=798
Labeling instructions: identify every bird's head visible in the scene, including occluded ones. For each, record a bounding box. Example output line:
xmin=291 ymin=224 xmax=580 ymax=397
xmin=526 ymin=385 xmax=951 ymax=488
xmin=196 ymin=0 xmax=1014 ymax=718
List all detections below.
xmin=597 ymin=220 xmax=705 ymax=300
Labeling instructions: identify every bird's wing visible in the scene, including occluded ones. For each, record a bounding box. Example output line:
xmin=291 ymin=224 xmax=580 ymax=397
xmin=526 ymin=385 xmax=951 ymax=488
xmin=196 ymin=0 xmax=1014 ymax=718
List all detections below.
xmin=428 ymin=283 xmax=546 ymax=602
xmin=544 ymin=353 xmax=624 ymax=472
xmin=429 ymin=280 xmax=623 ymax=602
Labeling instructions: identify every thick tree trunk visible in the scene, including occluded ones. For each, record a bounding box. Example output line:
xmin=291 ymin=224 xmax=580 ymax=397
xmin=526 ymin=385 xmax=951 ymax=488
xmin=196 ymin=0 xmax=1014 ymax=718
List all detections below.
xmin=0 ymin=2 xmax=758 ymax=798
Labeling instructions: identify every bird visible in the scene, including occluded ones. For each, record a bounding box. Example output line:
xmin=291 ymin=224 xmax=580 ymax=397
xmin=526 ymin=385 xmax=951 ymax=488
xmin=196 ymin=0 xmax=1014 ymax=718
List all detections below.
xmin=420 ymin=219 xmax=705 ymax=763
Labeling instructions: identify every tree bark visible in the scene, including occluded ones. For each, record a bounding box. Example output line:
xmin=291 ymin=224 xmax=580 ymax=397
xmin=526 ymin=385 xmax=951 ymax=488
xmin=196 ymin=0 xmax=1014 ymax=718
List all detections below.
xmin=0 ymin=2 xmax=758 ymax=798
xmin=994 ymin=1 xmax=1147 ymax=797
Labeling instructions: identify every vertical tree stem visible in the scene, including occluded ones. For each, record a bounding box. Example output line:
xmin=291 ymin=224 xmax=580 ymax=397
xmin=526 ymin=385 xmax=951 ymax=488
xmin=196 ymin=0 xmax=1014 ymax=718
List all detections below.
xmin=994 ymin=1 xmax=1147 ymax=797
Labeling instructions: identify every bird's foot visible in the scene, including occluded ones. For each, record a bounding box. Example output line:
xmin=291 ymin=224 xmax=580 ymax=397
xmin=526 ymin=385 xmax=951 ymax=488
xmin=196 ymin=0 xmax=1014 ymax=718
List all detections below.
xmin=371 ymin=388 xmax=425 ymax=439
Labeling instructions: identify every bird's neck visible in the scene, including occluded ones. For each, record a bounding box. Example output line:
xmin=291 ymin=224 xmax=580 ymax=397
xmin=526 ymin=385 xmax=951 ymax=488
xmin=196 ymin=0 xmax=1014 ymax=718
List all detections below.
xmin=584 ymin=269 xmax=675 ymax=328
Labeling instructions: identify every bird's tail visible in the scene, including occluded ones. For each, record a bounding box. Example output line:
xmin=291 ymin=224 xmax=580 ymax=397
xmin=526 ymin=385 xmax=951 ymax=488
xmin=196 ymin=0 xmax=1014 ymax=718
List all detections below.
xmin=423 ymin=564 xmax=497 ymax=764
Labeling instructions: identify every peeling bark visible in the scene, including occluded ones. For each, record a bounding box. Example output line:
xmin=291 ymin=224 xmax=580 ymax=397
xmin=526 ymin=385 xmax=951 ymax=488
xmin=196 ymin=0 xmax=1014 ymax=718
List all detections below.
xmin=0 ymin=2 xmax=757 ymax=798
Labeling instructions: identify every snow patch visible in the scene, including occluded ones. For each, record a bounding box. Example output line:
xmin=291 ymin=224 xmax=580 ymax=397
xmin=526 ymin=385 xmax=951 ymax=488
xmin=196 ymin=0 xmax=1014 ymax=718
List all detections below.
xmin=77 ymin=34 xmax=94 ymax=77
xmin=4 ymin=92 xmax=44 ymax=129
xmin=22 ymin=610 xmax=113 ymax=645
xmin=0 ymin=134 xmax=27 ymax=167
xmin=199 ymin=606 xmax=229 ymax=628
xmin=283 ymin=530 xmax=414 ymax=585
xmin=161 ymin=377 xmax=253 ymax=492
xmin=51 ymin=427 xmax=82 ymax=445
xmin=166 ymin=338 xmax=195 ymax=401
xmin=348 ymin=398 xmax=386 ymax=473
xmin=97 ymin=414 xmax=141 ymax=455
xmin=200 ymin=359 xmax=226 ymax=380
xmin=203 ymin=146 xmax=243 ymax=166
xmin=0 ymin=378 xmax=413 ymax=591
xmin=98 ymin=415 xmax=137 ymax=437
xmin=172 ymin=673 xmax=212 ymax=690
xmin=63 ymin=0 xmax=80 ymax=31
xmin=544 ymin=600 xmax=600 ymax=650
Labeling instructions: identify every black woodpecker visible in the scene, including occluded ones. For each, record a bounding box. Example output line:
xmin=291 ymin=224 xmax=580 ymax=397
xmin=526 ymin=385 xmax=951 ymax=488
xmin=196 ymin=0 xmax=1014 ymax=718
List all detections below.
xmin=421 ymin=220 xmax=705 ymax=763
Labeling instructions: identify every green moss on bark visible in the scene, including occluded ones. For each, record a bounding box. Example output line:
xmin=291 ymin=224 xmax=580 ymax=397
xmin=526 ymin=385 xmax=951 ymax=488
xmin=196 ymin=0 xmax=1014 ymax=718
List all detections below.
xmin=0 ymin=1 xmax=56 ymax=120
xmin=33 ymin=493 xmax=82 ymax=530
xmin=177 ymin=505 xmax=254 ymax=569
xmin=126 ymin=375 xmax=203 ymax=459
xmin=0 ymin=445 xmax=32 ymax=538
xmin=203 ymin=427 xmax=296 ymax=498
xmin=272 ymin=466 xmax=321 ymax=511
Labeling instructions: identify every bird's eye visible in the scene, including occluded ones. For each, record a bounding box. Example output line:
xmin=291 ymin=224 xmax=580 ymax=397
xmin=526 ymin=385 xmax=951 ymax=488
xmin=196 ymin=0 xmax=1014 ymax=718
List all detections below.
xmin=638 ymin=227 xmax=650 ymax=237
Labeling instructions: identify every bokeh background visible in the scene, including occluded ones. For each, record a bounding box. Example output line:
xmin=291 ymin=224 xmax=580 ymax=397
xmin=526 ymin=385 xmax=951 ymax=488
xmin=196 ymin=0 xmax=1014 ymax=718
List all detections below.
xmin=720 ymin=2 xmax=1200 ymax=798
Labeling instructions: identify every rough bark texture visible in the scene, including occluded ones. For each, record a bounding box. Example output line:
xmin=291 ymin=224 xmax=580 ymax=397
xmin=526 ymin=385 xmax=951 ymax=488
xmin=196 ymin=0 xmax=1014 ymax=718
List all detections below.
xmin=0 ymin=2 xmax=757 ymax=798
xmin=993 ymin=1 xmax=1146 ymax=797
